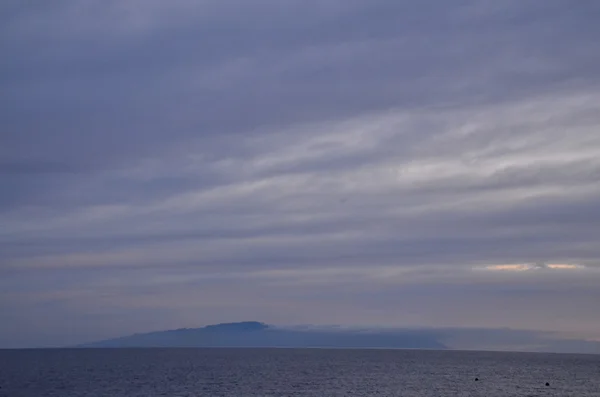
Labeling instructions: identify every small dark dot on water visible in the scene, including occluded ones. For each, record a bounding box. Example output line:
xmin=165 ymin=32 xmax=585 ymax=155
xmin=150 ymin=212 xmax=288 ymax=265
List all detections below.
xmin=546 ymin=382 xmax=550 ymax=386
xmin=475 ymin=378 xmax=479 ymax=381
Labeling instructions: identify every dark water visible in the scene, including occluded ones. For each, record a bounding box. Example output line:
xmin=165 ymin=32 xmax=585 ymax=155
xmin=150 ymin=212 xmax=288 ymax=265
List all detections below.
xmin=1 ymin=348 xmax=599 ymax=396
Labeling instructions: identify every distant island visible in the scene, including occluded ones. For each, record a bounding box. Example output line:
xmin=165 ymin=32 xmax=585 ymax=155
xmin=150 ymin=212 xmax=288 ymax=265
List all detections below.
xmin=77 ymin=321 xmax=447 ymax=349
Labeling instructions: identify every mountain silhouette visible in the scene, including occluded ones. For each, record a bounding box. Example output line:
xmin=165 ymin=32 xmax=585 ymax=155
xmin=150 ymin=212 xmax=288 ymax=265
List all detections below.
xmin=77 ymin=321 xmax=447 ymax=349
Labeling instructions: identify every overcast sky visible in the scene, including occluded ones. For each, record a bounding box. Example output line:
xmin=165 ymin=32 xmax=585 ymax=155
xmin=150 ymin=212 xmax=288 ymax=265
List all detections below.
xmin=2 ymin=0 xmax=600 ymax=348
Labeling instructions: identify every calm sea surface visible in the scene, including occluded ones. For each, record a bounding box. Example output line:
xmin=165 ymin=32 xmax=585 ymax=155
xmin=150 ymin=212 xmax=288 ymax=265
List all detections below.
xmin=1 ymin=348 xmax=599 ymax=396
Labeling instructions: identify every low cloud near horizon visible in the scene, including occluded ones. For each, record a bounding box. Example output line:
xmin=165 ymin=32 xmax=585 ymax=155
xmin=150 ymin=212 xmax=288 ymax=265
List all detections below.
xmin=1 ymin=0 xmax=600 ymax=348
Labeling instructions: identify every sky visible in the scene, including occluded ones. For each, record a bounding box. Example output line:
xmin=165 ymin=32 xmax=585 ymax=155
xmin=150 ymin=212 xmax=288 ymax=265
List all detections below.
xmin=1 ymin=0 xmax=600 ymax=349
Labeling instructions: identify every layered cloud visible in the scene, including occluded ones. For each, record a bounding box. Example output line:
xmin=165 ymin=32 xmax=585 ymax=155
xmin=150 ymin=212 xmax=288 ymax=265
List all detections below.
xmin=1 ymin=0 xmax=600 ymax=348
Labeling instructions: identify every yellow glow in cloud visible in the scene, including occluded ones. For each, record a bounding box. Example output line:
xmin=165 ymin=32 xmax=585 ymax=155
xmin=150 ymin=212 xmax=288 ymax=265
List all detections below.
xmin=545 ymin=264 xmax=581 ymax=269
xmin=480 ymin=263 xmax=584 ymax=272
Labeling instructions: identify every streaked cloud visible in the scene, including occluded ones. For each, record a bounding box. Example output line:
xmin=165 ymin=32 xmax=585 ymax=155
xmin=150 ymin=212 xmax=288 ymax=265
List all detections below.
xmin=1 ymin=0 xmax=600 ymax=348
xmin=480 ymin=263 xmax=586 ymax=272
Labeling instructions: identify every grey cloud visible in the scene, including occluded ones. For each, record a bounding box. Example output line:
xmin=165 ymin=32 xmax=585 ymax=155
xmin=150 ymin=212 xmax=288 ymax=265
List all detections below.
xmin=0 ymin=160 xmax=77 ymax=174
xmin=3 ymin=0 xmax=600 ymax=169
xmin=2 ymin=0 xmax=600 ymax=347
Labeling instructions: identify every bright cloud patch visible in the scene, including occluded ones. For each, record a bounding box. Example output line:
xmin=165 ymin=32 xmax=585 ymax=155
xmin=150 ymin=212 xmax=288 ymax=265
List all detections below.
xmin=479 ymin=263 xmax=585 ymax=272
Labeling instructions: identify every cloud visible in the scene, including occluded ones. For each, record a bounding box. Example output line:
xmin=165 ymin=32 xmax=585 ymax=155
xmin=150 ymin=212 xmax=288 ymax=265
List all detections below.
xmin=480 ymin=263 xmax=586 ymax=272
xmin=1 ymin=0 xmax=600 ymax=347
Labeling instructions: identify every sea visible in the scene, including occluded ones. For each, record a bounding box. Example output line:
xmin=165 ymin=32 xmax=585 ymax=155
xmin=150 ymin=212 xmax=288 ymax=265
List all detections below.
xmin=0 ymin=348 xmax=599 ymax=397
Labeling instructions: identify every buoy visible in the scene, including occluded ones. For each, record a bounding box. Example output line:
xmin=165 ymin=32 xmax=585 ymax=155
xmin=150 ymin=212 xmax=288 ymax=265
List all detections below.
xmin=546 ymin=382 xmax=550 ymax=386
xmin=475 ymin=378 xmax=479 ymax=381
